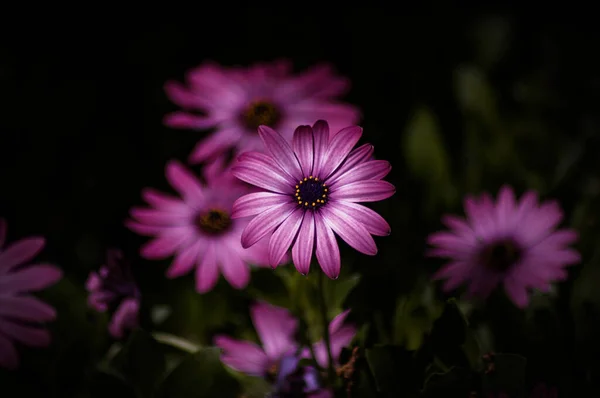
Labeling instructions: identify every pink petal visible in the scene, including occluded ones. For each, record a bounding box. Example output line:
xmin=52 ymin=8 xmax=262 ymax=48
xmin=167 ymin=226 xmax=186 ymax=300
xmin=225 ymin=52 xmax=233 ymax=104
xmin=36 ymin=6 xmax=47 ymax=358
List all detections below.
xmin=257 ymin=126 xmax=303 ymax=181
xmin=241 ymin=202 xmax=297 ymax=249
xmin=188 ymin=128 xmax=242 ymax=164
xmin=292 ymin=125 xmax=314 ymax=177
xmin=311 ymin=120 xmax=330 ymax=177
xmin=312 ymin=325 xmax=356 ymax=368
xmin=0 ymin=219 xmax=6 ymax=248
xmin=218 ymin=249 xmax=250 ymax=289
xmin=519 ymin=201 xmax=564 ymax=246
xmin=125 ymin=220 xmax=164 ymax=236
xmin=163 ymin=112 xmax=217 ymax=130
xmin=0 ymin=295 xmax=56 ymax=322
xmin=108 ymin=298 xmax=140 ymax=339
xmin=231 ymin=192 xmax=290 ymax=219
xmin=326 ymin=143 xmax=375 ymax=184
xmin=504 ymin=279 xmax=530 ymax=308
xmin=0 ymin=333 xmax=18 ymax=370
xmin=328 ymin=201 xmax=390 ymax=236
xmin=140 ymin=234 xmax=188 ymax=259
xmin=329 ymin=180 xmax=395 ymax=203
xmin=427 ymin=231 xmax=475 ymax=250
xmin=495 ymin=185 xmax=517 ymax=232
xmin=320 ymin=206 xmax=377 ymax=255
xmin=0 ymin=237 xmax=45 ymax=274
xmin=292 ymin=211 xmax=315 ymax=275
xmin=141 ymin=188 xmax=188 ymax=212
xmin=163 ymin=81 xmax=206 ymax=110
xmin=441 ymin=215 xmax=473 ymax=238
xmin=166 ymin=240 xmax=203 ymax=278
xmin=232 ymin=152 xmax=296 ymax=194
xmin=85 ymin=271 xmax=101 ymax=291
xmin=0 ymin=319 xmax=51 ymax=347
xmin=268 ymin=208 xmax=304 ymax=267
xmin=251 ymin=302 xmax=298 ymax=360
xmin=329 ymin=309 xmax=351 ymax=334
xmin=214 ymin=335 xmax=269 ymax=376
xmin=0 ymin=265 xmax=62 ymax=293
xmin=129 ymin=208 xmax=189 ymax=226
xmin=319 ymin=126 xmax=363 ymax=179
xmin=327 ymin=160 xmax=391 ymax=188
xmin=195 ymin=243 xmax=219 ymax=293
xmin=165 ymin=161 xmax=204 ymax=200
xmin=314 ymin=213 xmax=341 ymax=279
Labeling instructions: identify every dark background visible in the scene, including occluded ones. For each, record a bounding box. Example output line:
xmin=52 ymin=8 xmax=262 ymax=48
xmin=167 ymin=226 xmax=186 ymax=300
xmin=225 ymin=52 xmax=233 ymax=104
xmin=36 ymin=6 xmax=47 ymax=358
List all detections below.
xmin=1 ymin=9 xmax=600 ymax=397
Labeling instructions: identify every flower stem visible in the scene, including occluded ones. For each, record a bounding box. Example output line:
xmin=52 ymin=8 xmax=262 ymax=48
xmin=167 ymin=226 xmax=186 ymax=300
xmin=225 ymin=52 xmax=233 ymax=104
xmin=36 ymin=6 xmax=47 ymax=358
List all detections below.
xmin=317 ymin=270 xmax=336 ymax=386
xmin=152 ymin=331 xmax=201 ymax=353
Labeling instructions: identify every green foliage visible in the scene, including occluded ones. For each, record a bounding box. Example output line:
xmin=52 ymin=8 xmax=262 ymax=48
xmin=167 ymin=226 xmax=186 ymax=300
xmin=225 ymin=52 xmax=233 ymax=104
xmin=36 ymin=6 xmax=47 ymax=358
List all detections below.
xmin=365 ymin=344 xmax=426 ymax=396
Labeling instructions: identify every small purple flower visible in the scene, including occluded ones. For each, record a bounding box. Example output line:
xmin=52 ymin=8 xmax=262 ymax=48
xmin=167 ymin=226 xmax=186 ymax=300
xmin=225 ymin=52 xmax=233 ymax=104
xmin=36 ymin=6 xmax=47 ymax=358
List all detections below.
xmin=427 ymin=186 xmax=580 ymax=308
xmin=271 ymin=355 xmax=333 ymax=398
xmin=163 ymin=60 xmax=360 ymax=164
xmin=86 ymin=249 xmax=140 ymax=339
xmin=231 ymin=120 xmax=395 ymax=279
xmin=0 ymin=218 xmax=62 ymax=370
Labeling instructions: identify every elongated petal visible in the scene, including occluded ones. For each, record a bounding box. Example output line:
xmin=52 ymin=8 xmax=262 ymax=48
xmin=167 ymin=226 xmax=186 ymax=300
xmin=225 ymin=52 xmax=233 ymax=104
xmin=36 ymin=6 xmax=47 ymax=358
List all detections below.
xmin=129 ymin=208 xmax=189 ymax=226
xmin=268 ymin=208 xmax=304 ymax=267
xmin=251 ymin=302 xmax=298 ymax=360
xmin=165 ymin=161 xmax=204 ymax=200
xmin=319 ymin=126 xmax=363 ymax=179
xmin=196 ymin=243 xmax=219 ymax=293
xmin=328 ymin=160 xmax=391 ymax=188
xmin=292 ymin=211 xmax=315 ymax=275
xmin=328 ymin=201 xmax=390 ymax=236
xmin=0 ymin=320 xmax=51 ymax=347
xmin=0 ymin=333 xmax=18 ymax=370
xmin=314 ymin=213 xmax=341 ymax=279
xmin=0 ymin=296 xmax=56 ymax=322
xmin=0 ymin=238 xmax=45 ymax=273
xmin=241 ymin=202 xmax=297 ymax=249
xmin=320 ymin=207 xmax=377 ymax=255
xmin=125 ymin=220 xmax=163 ymax=236
xmin=218 ymin=249 xmax=250 ymax=289
xmin=188 ymin=128 xmax=242 ymax=164
xmin=329 ymin=180 xmax=395 ymax=202
xmin=214 ymin=335 xmax=269 ymax=376
xmin=258 ymin=126 xmax=303 ymax=180
xmin=0 ymin=265 xmax=62 ymax=293
xmin=140 ymin=234 xmax=188 ymax=259
xmin=232 ymin=152 xmax=295 ymax=194
xmin=108 ymin=298 xmax=139 ymax=339
xmin=292 ymin=125 xmax=314 ymax=177
xmin=163 ymin=111 xmax=217 ymax=130
xmin=232 ymin=192 xmax=290 ymax=219
xmin=166 ymin=240 xmax=203 ymax=278
xmin=312 ymin=120 xmax=329 ymax=177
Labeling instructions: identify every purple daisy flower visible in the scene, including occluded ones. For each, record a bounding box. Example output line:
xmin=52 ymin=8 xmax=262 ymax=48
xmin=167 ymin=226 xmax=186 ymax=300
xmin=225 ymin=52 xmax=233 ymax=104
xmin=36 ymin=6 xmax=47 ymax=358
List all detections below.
xmin=428 ymin=185 xmax=580 ymax=308
xmin=214 ymin=302 xmax=298 ymax=377
xmin=0 ymin=218 xmax=62 ymax=370
xmin=230 ymin=120 xmax=395 ymax=278
xmin=85 ymin=249 xmax=140 ymax=339
xmin=126 ymin=159 xmax=277 ymax=293
xmin=163 ymin=60 xmax=360 ymax=164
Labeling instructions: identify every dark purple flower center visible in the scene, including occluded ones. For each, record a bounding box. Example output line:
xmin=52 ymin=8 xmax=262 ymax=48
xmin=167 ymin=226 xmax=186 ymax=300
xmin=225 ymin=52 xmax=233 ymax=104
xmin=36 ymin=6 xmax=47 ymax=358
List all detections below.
xmin=479 ymin=238 xmax=522 ymax=272
xmin=295 ymin=176 xmax=328 ymax=209
xmin=196 ymin=209 xmax=232 ymax=235
xmin=242 ymin=100 xmax=282 ymax=130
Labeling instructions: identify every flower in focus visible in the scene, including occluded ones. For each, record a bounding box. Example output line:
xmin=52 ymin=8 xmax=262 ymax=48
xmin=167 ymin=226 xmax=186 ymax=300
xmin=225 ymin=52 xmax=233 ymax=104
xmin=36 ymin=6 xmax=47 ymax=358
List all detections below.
xmin=270 ymin=355 xmax=333 ymax=398
xmin=126 ymin=160 xmax=276 ymax=293
xmin=427 ymin=185 xmax=580 ymax=308
xmin=214 ymin=302 xmax=298 ymax=377
xmin=0 ymin=218 xmax=62 ymax=370
xmin=164 ymin=60 xmax=360 ymax=164
xmin=231 ymin=120 xmax=395 ymax=279
xmin=86 ymin=249 xmax=140 ymax=339
xmin=301 ymin=310 xmax=356 ymax=368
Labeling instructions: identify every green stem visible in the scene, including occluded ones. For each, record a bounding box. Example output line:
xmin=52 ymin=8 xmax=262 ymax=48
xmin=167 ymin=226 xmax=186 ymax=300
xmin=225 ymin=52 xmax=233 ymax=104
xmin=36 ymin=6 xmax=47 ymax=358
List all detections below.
xmin=317 ymin=270 xmax=336 ymax=386
xmin=152 ymin=331 xmax=200 ymax=353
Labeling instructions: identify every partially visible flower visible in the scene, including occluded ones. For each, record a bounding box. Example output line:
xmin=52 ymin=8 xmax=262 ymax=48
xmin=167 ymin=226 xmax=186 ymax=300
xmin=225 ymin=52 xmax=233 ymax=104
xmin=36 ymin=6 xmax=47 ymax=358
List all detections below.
xmin=164 ymin=60 xmax=360 ymax=164
xmin=301 ymin=310 xmax=356 ymax=368
xmin=0 ymin=218 xmax=62 ymax=370
xmin=86 ymin=249 xmax=140 ymax=339
xmin=126 ymin=160 xmax=277 ymax=293
xmin=427 ymin=185 xmax=580 ymax=308
xmin=231 ymin=120 xmax=394 ymax=279
xmin=214 ymin=302 xmax=298 ymax=377
xmin=270 ymin=355 xmax=333 ymax=398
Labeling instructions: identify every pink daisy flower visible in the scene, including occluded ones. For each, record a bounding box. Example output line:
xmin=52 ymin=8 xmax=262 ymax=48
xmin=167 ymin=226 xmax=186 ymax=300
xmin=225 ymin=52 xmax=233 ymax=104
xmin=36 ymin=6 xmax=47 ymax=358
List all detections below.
xmin=427 ymin=185 xmax=581 ymax=308
xmin=125 ymin=159 xmax=274 ymax=293
xmin=0 ymin=218 xmax=62 ymax=369
xmin=86 ymin=249 xmax=140 ymax=339
xmin=230 ymin=120 xmax=395 ymax=279
xmin=164 ymin=60 xmax=360 ymax=164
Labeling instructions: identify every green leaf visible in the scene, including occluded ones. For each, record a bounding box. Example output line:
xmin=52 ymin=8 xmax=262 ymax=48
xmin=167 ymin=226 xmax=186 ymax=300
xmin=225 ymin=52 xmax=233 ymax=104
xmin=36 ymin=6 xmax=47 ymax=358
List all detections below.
xmin=323 ymin=273 xmax=361 ymax=318
xmin=111 ymin=329 xmax=167 ymax=397
xmin=402 ymin=106 xmax=457 ymax=210
xmin=453 ymin=65 xmax=498 ymax=126
xmin=481 ymin=353 xmax=527 ymax=396
xmin=365 ymin=344 xmax=423 ymax=395
xmin=88 ymin=370 xmax=137 ymax=398
xmin=157 ymin=346 xmax=241 ymax=398
xmin=392 ymin=285 xmax=443 ymax=350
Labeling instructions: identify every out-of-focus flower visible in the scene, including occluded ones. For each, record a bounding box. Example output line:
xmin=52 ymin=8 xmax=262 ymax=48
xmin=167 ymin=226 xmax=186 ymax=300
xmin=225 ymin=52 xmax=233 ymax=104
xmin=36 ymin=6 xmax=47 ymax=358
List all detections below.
xmin=301 ymin=310 xmax=356 ymax=368
xmin=0 ymin=218 xmax=62 ymax=370
xmin=164 ymin=60 xmax=360 ymax=164
xmin=231 ymin=120 xmax=394 ymax=279
xmin=126 ymin=160 xmax=277 ymax=293
xmin=428 ymin=185 xmax=580 ymax=308
xmin=85 ymin=249 xmax=140 ymax=339
xmin=270 ymin=355 xmax=333 ymax=398
xmin=214 ymin=302 xmax=298 ymax=377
